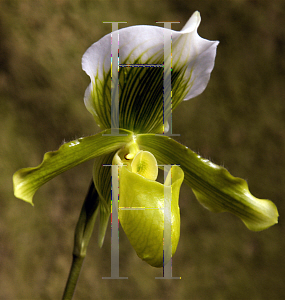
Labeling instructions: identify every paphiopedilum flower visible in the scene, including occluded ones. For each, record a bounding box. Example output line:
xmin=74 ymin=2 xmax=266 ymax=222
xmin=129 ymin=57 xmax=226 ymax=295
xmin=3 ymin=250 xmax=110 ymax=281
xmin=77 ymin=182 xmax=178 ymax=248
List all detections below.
xmin=13 ymin=11 xmax=278 ymax=273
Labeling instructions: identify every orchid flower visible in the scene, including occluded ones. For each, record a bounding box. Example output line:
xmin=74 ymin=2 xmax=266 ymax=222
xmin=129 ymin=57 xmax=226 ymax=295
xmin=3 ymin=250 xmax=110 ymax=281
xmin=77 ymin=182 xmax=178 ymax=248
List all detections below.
xmin=13 ymin=11 xmax=278 ymax=299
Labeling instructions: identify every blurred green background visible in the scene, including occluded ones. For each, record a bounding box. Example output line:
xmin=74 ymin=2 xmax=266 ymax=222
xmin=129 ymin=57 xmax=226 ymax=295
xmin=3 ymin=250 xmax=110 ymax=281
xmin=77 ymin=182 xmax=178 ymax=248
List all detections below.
xmin=1 ymin=0 xmax=285 ymax=299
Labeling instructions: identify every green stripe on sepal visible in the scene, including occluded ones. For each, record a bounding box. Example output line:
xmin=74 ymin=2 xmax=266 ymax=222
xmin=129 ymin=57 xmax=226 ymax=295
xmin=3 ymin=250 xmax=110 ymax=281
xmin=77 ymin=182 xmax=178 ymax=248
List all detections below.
xmin=137 ymin=134 xmax=278 ymax=231
xmin=83 ymin=13 xmax=218 ymax=134
xmin=13 ymin=129 xmax=133 ymax=205
xmin=87 ymin=56 xmax=190 ymax=134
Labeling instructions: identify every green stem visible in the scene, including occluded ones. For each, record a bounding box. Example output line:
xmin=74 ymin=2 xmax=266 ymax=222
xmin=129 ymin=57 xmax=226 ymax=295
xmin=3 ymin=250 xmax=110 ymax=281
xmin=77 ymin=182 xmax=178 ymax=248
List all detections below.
xmin=62 ymin=255 xmax=84 ymax=300
xmin=62 ymin=180 xmax=100 ymax=300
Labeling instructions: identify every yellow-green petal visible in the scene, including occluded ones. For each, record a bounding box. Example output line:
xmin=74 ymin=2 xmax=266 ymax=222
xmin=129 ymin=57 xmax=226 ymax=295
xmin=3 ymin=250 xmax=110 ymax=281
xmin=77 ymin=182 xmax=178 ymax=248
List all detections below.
xmin=137 ymin=133 xmax=278 ymax=231
xmin=13 ymin=129 xmax=133 ymax=205
xmin=119 ymin=165 xmax=184 ymax=267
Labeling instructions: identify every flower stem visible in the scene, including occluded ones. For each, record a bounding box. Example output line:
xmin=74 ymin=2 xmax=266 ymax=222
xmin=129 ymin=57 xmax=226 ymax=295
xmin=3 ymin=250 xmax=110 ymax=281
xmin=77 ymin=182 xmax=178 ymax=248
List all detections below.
xmin=62 ymin=255 xmax=84 ymax=300
xmin=62 ymin=180 xmax=100 ymax=300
